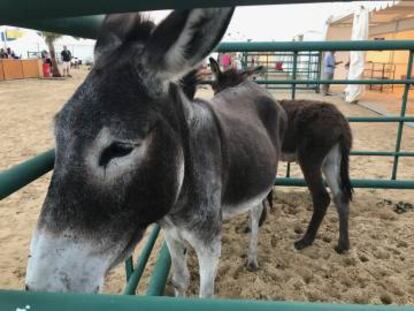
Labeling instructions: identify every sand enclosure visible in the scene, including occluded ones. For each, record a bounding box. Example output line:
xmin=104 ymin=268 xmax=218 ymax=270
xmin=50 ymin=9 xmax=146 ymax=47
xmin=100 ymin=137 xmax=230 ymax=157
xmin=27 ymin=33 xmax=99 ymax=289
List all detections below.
xmin=0 ymin=68 xmax=413 ymax=304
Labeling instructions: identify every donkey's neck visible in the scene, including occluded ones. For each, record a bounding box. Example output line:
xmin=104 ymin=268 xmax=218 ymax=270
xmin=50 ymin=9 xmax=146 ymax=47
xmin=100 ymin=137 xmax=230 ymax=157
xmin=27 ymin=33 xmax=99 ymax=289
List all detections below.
xmin=162 ymin=99 xmax=224 ymax=225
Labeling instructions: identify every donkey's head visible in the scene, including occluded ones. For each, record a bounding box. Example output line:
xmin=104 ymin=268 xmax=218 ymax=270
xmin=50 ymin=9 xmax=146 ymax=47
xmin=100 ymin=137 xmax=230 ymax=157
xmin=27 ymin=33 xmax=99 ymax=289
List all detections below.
xmin=25 ymin=8 xmax=233 ymax=293
xmin=209 ymin=57 xmax=263 ymax=94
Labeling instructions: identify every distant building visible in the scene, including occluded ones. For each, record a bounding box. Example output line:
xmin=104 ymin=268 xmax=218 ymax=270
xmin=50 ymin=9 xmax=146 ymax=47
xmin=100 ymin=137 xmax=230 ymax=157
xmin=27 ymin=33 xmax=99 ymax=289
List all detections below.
xmin=325 ymin=0 xmax=414 ymax=97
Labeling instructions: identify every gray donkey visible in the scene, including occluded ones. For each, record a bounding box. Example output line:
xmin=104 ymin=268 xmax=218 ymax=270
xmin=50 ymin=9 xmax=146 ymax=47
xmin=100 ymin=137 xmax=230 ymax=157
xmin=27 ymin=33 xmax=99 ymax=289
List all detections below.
xmin=209 ymin=58 xmax=353 ymax=254
xmin=25 ymin=9 xmax=287 ymax=298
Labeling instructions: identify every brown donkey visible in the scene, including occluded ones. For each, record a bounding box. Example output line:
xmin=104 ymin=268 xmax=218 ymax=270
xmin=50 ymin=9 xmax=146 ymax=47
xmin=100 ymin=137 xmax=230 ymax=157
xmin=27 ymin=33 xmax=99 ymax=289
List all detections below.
xmin=209 ymin=58 xmax=353 ymax=254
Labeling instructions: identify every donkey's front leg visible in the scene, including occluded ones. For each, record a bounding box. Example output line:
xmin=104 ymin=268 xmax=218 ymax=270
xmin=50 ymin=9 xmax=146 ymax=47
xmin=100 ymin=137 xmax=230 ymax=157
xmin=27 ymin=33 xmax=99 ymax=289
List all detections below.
xmin=164 ymin=231 xmax=189 ymax=297
xmin=193 ymin=235 xmax=221 ymax=298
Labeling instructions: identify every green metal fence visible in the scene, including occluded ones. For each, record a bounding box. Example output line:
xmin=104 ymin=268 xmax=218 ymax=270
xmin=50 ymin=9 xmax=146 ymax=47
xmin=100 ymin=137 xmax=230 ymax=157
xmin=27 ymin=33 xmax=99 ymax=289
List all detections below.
xmin=3 ymin=290 xmax=414 ymax=311
xmin=214 ymin=41 xmax=414 ymax=185
xmin=1 ymin=0 xmax=414 ymax=309
xmin=0 ymin=0 xmax=369 ymax=25
xmin=240 ymin=51 xmax=322 ymax=91
xmin=1 ymin=38 xmax=413 ymax=309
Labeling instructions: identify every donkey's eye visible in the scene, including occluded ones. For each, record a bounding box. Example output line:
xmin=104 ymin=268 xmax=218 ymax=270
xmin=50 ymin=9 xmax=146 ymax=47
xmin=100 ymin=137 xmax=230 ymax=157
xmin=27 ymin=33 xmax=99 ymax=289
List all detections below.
xmin=99 ymin=142 xmax=135 ymax=167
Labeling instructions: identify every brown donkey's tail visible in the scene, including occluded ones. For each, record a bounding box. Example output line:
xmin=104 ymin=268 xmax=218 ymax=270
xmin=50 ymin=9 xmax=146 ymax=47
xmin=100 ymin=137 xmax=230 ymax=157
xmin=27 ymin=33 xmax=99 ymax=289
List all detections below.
xmin=340 ymin=133 xmax=353 ymax=202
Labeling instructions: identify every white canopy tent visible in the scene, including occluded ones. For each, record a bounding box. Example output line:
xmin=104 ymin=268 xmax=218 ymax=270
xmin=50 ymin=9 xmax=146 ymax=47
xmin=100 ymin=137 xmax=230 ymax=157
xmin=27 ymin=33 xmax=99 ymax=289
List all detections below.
xmin=325 ymin=0 xmax=414 ymax=96
xmin=0 ymin=26 xmax=96 ymax=61
xmin=344 ymin=5 xmax=369 ymax=104
xmin=0 ymin=26 xmax=47 ymax=58
xmin=327 ymin=1 xmax=414 ymax=38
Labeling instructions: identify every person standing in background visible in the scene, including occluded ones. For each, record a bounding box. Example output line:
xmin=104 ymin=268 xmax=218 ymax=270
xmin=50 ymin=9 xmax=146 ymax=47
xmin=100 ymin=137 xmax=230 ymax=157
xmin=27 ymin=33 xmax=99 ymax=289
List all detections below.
xmin=221 ymin=53 xmax=232 ymax=70
xmin=0 ymin=48 xmax=7 ymax=58
xmin=6 ymin=47 xmax=19 ymax=59
xmin=322 ymin=51 xmax=342 ymax=96
xmin=41 ymin=50 xmax=53 ymax=76
xmin=234 ymin=53 xmax=243 ymax=70
xmin=61 ymin=45 xmax=72 ymax=77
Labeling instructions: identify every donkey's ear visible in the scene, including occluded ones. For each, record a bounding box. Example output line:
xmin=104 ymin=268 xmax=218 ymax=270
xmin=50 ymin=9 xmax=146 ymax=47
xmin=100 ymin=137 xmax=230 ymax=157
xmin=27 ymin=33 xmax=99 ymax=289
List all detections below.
xmin=95 ymin=13 xmax=154 ymax=61
xmin=209 ymin=57 xmax=222 ymax=79
xmin=145 ymin=8 xmax=234 ymax=81
xmin=242 ymin=66 xmax=265 ymax=78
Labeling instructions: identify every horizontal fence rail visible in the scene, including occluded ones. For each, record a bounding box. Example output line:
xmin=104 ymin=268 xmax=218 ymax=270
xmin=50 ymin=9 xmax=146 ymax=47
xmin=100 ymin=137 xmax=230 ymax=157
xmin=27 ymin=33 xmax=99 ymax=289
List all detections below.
xmin=13 ymin=15 xmax=104 ymax=40
xmin=1 ymin=290 xmax=413 ymax=311
xmin=1 ymin=145 xmax=413 ymax=203
xmin=201 ymin=79 xmax=414 ymax=85
xmin=0 ymin=0 xmax=364 ymax=25
xmin=0 ymin=150 xmax=54 ymax=200
xmin=347 ymin=116 xmax=414 ymax=122
xmin=257 ymin=79 xmax=414 ymax=85
xmin=276 ymin=178 xmax=414 ymax=190
xmin=218 ymin=40 xmax=414 ymax=52
xmin=350 ymin=151 xmax=414 ymax=157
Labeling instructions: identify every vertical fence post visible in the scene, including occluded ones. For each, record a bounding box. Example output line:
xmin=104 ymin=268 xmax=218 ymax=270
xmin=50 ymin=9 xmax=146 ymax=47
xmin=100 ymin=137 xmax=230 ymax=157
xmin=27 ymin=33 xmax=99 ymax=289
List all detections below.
xmin=125 ymin=256 xmax=134 ymax=282
xmin=316 ymin=51 xmax=322 ymax=93
xmin=123 ymin=225 xmax=161 ymax=295
xmin=286 ymin=162 xmax=291 ymax=178
xmin=145 ymin=242 xmax=171 ymax=296
xmin=306 ymin=51 xmax=311 ymax=89
xmin=265 ymin=53 xmax=269 ymax=89
xmin=242 ymin=51 xmax=248 ymax=69
xmin=286 ymin=51 xmax=298 ymax=178
xmin=291 ymin=51 xmax=298 ymax=99
xmin=391 ymin=50 xmax=413 ymax=180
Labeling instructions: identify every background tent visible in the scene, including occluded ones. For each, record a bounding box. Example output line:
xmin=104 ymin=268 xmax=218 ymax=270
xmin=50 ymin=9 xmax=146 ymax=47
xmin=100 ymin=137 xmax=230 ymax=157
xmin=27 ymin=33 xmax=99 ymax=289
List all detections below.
xmin=344 ymin=5 xmax=369 ymax=104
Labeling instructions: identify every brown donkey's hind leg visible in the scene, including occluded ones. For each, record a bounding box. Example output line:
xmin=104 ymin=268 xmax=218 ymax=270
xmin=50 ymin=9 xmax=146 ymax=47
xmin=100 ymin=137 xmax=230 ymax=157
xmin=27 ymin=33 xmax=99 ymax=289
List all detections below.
xmin=294 ymin=150 xmax=331 ymax=250
xmin=322 ymin=144 xmax=350 ymax=253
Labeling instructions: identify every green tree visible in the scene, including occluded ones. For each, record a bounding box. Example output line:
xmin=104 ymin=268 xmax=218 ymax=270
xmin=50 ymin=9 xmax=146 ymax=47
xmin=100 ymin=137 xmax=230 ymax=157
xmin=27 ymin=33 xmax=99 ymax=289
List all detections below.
xmin=42 ymin=32 xmax=62 ymax=77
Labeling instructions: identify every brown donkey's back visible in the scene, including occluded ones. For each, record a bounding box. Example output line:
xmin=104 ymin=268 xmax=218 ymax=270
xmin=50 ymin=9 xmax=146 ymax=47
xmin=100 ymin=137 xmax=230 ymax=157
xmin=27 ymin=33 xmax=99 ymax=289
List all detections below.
xmin=279 ymin=99 xmax=353 ymax=202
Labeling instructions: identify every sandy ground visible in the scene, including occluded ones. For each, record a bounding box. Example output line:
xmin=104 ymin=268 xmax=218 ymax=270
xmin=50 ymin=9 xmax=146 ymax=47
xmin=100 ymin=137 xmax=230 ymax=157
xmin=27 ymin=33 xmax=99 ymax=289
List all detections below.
xmin=360 ymin=90 xmax=414 ymax=116
xmin=0 ymin=69 xmax=413 ymax=304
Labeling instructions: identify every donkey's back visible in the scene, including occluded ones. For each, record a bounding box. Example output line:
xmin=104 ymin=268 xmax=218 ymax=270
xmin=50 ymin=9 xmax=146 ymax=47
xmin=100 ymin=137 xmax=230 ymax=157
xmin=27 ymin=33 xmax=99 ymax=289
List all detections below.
xmin=210 ymin=81 xmax=286 ymax=216
xmin=279 ymin=99 xmax=352 ymax=155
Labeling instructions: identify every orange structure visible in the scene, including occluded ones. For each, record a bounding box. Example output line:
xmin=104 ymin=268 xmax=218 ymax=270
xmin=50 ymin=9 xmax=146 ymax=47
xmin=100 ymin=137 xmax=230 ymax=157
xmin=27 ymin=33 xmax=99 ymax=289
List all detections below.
xmin=0 ymin=59 xmax=43 ymax=80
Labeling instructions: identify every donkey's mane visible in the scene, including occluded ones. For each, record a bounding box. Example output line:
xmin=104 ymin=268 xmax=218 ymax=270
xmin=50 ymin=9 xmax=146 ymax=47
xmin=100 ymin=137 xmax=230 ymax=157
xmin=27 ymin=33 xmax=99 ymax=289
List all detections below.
xmin=215 ymin=67 xmax=246 ymax=90
xmin=222 ymin=68 xmax=240 ymax=77
xmin=180 ymin=69 xmax=203 ymax=100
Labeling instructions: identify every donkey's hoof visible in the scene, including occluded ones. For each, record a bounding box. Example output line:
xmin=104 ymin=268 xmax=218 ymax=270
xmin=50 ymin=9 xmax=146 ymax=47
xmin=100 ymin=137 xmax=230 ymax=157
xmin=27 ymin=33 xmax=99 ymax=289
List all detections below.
xmin=246 ymin=259 xmax=259 ymax=272
xmin=335 ymin=244 xmax=350 ymax=254
xmin=294 ymin=239 xmax=312 ymax=250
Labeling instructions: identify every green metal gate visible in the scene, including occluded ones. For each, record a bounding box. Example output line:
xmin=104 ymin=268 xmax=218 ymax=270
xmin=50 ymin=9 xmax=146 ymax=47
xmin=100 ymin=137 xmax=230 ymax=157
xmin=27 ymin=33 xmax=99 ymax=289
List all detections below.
xmin=216 ymin=41 xmax=414 ymax=188
xmin=242 ymin=51 xmax=322 ymax=91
